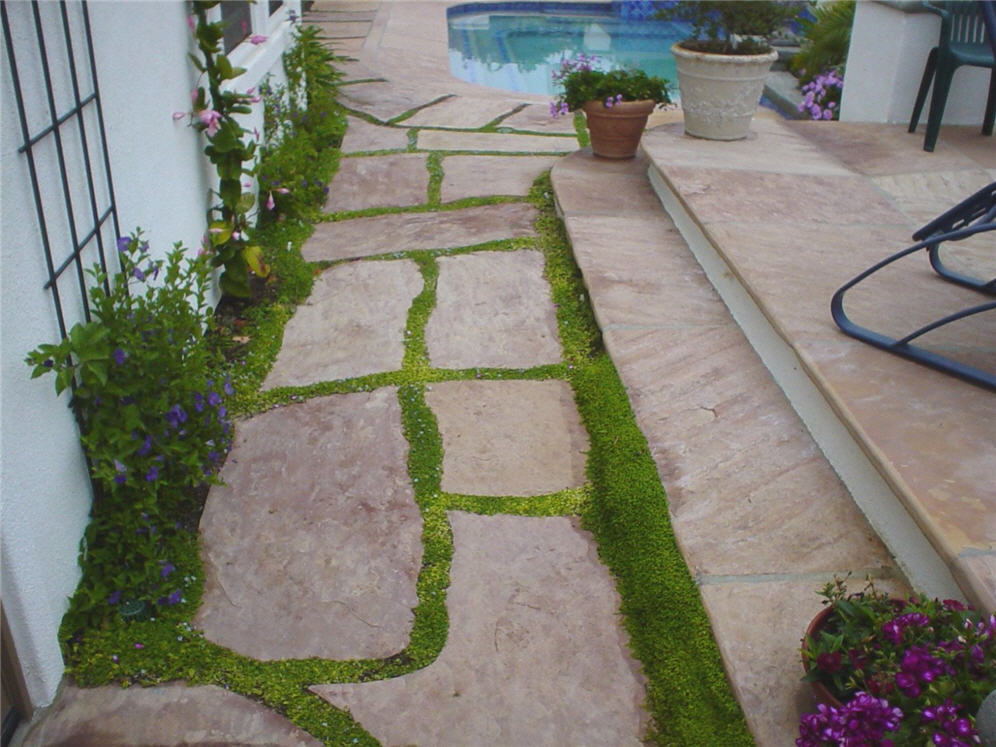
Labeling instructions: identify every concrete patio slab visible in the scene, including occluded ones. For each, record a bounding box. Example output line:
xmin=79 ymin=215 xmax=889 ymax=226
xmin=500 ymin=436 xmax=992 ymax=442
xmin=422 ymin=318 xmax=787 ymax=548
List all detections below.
xmin=425 ymin=380 xmax=588 ymax=497
xmin=263 ymin=259 xmax=422 ymax=387
xmin=196 ymin=389 xmax=423 ymax=661
xmin=440 ymin=154 xmax=561 ymax=201
xmin=340 ymin=115 xmax=410 ymax=152
xmin=17 ymin=683 xmax=322 ymax=746
xmin=400 ymin=95 xmax=520 ymax=128
xmin=325 ymin=152 xmax=429 ymax=211
xmin=603 ymin=326 xmax=897 ymax=577
xmin=418 ymin=129 xmax=577 ymax=153
xmin=310 ymin=512 xmax=647 ymax=746
xmin=552 ymin=150 xmax=669 ymax=216
xmin=426 ymin=250 xmax=562 ymax=369
xmin=303 ymin=203 xmax=539 ymax=261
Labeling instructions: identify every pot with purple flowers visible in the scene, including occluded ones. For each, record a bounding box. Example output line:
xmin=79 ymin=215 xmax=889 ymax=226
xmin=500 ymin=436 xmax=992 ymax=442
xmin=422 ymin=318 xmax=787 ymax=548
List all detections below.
xmin=798 ymin=577 xmax=996 ymax=746
xmin=550 ymin=55 xmax=671 ymax=159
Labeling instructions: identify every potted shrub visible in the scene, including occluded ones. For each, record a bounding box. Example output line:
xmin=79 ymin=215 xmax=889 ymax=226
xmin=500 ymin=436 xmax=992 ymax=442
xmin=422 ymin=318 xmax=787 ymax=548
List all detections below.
xmin=799 ymin=577 xmax=996 ymax=746
xmin=661 ymin=1 xmax=803 ymax=140
xmin=551 ymin=54 xmax=671 ymax=159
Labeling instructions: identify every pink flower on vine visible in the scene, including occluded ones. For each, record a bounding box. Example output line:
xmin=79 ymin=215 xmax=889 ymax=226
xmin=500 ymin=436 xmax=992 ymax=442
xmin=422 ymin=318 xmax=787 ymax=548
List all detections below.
xmin=198 ymin=109 xmax=222 ymax=136
xmin=266 ymin=193 xmax=275 ymax=210
xmin=249 ymin=34 xmax=267 ymax=45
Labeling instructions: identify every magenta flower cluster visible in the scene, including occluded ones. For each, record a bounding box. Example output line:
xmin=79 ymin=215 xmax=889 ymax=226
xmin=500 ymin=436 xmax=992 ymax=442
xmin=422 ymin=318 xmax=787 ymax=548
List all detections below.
xmin=798 ymin=68 xmax=843 ymax=121
xmin=797 ymin=692 xmax=903 ymax=746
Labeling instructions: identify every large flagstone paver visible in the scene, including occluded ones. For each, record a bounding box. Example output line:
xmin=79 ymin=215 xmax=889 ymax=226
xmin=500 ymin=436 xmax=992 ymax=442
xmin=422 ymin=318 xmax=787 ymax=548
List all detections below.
xmin=18 ymin=684 xmax=322 ymax=746
xmin=325 ymin=153 xmax=429 ymax=212
xmin=340 ymin=81 xmax=451 ymax=122
xmin=400 ymin=95 xmax=519 ymax=129
xmin=440 ymin=154 xmax=561 ymax=201
xmin=303 ymin=202 xmax=538 ymax=261
xmin=418 ymin=129 xmax=578 ymax=153
xmin=263 ymin=259 xmax=421 ymax=388
xmin=498 ymin=103 xmax=580 ymax=134
xmin=196 ymin=389 xmax=423 ymax=661
xmin=341 ymin=115 xmax=410 ymax=153
xmin=311 ymin=512 xmax=647 ymax=746
xmin=310 ymin=19 xmax=372 ymax=38
xmin=426 ymin=250 xmax=561 ymax=369
xmin=424 ymin=380 xmax=588 ymax=497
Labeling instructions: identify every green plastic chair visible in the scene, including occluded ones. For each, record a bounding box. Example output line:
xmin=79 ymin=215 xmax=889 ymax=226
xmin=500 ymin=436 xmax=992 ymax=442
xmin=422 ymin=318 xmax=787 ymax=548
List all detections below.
xmin=908 ymin=1 xmax=996 ymax=152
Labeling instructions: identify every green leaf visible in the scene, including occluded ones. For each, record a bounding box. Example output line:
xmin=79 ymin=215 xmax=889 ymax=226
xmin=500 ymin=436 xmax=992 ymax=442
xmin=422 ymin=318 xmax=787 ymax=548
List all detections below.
xmin=242 ymin=245 xmax=268 ymax=278
xmin=236 ymin=192 xmax=255 ymax=214
xmin=219 ymin=266 xmax=251 ymax=298
xmin=208 ymin=221 xmax=233 ymax=245
xmin=187 ymin=53 xmax=204 ymax=73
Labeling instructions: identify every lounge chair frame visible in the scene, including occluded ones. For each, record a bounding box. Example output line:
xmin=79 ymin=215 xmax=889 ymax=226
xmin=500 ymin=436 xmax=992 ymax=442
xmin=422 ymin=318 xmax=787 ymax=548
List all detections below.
xmin=830 ymin=182 xmax=996 ymax=391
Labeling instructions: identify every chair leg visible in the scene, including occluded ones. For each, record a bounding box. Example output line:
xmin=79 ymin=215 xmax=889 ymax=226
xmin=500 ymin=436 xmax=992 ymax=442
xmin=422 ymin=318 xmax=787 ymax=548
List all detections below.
xmin=923 ymin=59 xmax=957 ymax=152
xmin=909 ymin=47 xmax=938 ymax=133
xmin=983 ymin=68 xmax=996 ymax=136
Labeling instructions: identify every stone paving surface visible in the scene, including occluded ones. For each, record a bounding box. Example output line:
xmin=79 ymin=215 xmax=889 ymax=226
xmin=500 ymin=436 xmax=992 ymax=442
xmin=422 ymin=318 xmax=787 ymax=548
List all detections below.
xmin=440 ymin=154 xmax=561 ymax=201
xmin=304 ymin=203 xmax=539 ymax=260
xmin=264 ymin=259 xmax=422 ymax=387
xmin=341 ymin=115 xmax=410 ymax=152
xmin=418 ymin=129 xmax=578 ymax=153
xmin=400 ymin=95 xmax=519 ymax=128
xmin=311 ymin=512 xmax=647 ymax=747
xmin=324 ymin=152 xmax=429 ymax=211
xmin=425 ymin=380 xmax=589 ymax=497
xmin=196 ymin=389 xmax=423 ymax=661
xmin=426 ymin=250 xmax=562 ymax=369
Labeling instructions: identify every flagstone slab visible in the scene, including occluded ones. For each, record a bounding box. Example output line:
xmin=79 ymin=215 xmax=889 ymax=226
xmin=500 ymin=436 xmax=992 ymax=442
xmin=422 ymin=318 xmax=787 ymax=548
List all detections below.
xmin=311 ymin=512 xmax=647 ymax=746
xmin=303 ymin=202 xmax=539 ymax=261
xmin=440 ymin=154 xmax=561 ymax=201
xmin=426 ymin=250 xmax=562 ymax=369
xmin=400 ymin=95 xmax=519 ymax=128
xmin=264 ymin=259 xmax=421 ymax=388
xmin=18 ymin=683 xmax=323 ymax=746
xmin=499 ymin=103 xmax=580 ymax=134
xmin=341 ymin=115 xmax=410 ymax=153
xmin=326 ymin=153 xmax=429 ymax=212
xmin=418 ymin=129 xmax=578 ymax=153
xmin=196 ymin=389 xmax=423 ymax=661
xmin=424 ymin=380 xmax=588 ymax=497
xmin=340 ymin=81 xmax=451 ymax=122
xmin=310 ymin=20 xmax=372 ymax=38
xmin=336 ymin=59 xmax=383 ymax=82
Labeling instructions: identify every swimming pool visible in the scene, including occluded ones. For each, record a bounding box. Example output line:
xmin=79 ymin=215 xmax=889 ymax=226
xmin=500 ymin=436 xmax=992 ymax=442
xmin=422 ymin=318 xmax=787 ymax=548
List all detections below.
xmin=447 ymin=2 xmax=692 ymax=96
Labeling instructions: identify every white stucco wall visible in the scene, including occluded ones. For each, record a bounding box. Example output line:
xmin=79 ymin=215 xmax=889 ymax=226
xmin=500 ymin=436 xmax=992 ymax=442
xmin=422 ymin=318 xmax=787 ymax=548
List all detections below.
xmin=842 ymin=0 xmax=991 ymax=125
xmin=1 ymin=0 xmax=298 ymax=712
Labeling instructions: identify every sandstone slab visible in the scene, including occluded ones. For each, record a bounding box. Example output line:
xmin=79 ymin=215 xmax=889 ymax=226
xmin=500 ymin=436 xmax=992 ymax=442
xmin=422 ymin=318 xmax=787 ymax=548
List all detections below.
xmin=340 ymin=81 xmax=451 ymax=122
xmin=326 ymin=153 xmax=429 ymax=212
xmin=418 ymin=129 xmax=577 ymax=153
xmin=264 ymin=259 xmax=421 ymax=388
xmin=311 ymin=512 xmax=647 ymax=746
xmin=341 ymin=115 xmax=410 ymax=153
xmin=552 ymin=150 xmax=666 ymax=216
xmin=303 ymin=203 xmax=538 ymax=261
xmin=499 ymin=103 xmax=580 ymax=134
xmin=18 ymin=684 xmax=322 ymax=746
xmin=424 ymin=379 xmax=588 ymax=497
xmin=426 ymin=250 xmax=562 ymax=369
xmin=196 ymin=389 xmax=423 ymax=661
xmin=401 ymin=95 xmax=519 ymax=128
xmin=440 ymin=154 xmax=561 ymax=201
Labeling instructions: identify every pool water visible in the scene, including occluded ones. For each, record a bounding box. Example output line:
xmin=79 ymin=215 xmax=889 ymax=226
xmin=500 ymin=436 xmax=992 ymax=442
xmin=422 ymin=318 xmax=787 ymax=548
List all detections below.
xmin=447 ymin=2 xmax=691 ymax=96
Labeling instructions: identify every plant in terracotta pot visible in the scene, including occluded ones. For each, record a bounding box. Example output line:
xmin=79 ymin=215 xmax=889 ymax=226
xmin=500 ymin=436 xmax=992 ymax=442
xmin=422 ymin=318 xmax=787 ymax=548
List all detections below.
xmin=659 ymin=1 xmax=804 ymax=140
xmin=551 ymin=54 xmax=671 ymax=159
xmin=799 ymin=577 xmax=996 ymax=746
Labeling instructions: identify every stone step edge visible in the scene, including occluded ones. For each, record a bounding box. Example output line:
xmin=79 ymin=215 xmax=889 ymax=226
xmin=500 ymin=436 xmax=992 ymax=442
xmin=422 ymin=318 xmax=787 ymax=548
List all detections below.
xmin=644 ymin=161 xmax=970 ymax=607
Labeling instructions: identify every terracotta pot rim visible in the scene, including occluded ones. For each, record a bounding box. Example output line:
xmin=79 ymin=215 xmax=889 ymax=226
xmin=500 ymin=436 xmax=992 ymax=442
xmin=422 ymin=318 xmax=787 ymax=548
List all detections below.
xmin=670 ymin=41 xmax=778 ymax=64
xmin=582 ymin=99 xmax=658 ymax=114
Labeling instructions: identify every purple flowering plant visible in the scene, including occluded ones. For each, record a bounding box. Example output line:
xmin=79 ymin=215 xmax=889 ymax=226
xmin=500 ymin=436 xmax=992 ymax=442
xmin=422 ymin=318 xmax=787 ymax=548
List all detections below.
xmin=550 ymin=54 xmax=671 ymax=117
xmin=799 ymin=577 xmax=995 ymax=746
xmin=26 ymin=231 xmax=232 ymax=627
xmin=798 ymin=68 xmax=843 ymax=121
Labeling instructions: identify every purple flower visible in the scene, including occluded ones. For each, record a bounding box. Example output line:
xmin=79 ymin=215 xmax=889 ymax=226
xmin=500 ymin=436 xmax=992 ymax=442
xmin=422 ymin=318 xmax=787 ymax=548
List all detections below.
xmin=167 ymin=589 xmax=182 ymax=605
xmin=249 ymin=33 xmax=267 ymax=44
xmin=816 ymin=651 xmax=842 ymax=673
xmin=165 ymin=404 xmax=187 ymax=428
xmin=133 ymin=642 xmax=144 ymax=650
xmin=137 ymin=434 xmax=152 ymax=456
xmin=113 ymin=459 xmax=127 ymax=484
xmin=116 ymin=236 xmax=131 ymax=253
xmin=132 ymin=265 xmax=146 ymax=282
xmin=160 ymin=562 xmax=176 ymax=578
xmin=223 ymin=376 xmax=234 ymax=396
xmin=193 ymin=392 xmax=205 ymax=412
xmin=207 ymin=391 xmax=222 ymax=408
xmin=145 ymin=465 xmax=159 ymax=482
xmin=112 ymin=348 xmax=127 ymax=365
xmin=108 ymin=590 xmax=122 ymax=605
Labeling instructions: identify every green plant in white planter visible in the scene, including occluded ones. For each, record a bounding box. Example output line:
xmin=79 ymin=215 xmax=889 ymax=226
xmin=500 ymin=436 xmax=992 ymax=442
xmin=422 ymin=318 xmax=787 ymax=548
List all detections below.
xmin=661 ymin=1 xmax=803 ymax=140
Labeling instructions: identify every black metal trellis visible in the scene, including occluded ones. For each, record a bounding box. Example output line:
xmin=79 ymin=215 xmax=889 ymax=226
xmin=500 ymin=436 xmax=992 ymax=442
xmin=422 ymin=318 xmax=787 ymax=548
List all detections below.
xmin=2 ymin=0 xmax=120 ymax=341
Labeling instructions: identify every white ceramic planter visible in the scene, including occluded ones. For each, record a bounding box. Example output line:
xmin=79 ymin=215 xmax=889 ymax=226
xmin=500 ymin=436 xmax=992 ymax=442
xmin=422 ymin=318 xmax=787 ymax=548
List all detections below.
xmin=671 ymin=42 xmax=778 ymax=141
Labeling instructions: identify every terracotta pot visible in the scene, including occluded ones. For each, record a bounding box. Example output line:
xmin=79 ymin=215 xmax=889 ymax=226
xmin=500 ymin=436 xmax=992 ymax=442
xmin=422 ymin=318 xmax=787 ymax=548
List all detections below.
xmin=671 ymin=42 xmax=778 ymax=140
xmin=582 ymin=99 xmax=656 ymax=159
xmin=801 ymin=606 xmax=845 ymax=708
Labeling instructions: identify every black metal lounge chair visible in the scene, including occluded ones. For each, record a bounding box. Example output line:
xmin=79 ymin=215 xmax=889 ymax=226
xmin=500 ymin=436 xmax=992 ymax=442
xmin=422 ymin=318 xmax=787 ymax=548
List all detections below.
xmin=830 ymin=181 xmax=996 ymax=391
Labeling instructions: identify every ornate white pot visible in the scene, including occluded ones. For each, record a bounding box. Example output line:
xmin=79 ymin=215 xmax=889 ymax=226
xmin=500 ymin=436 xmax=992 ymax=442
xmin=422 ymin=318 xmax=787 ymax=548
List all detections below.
xmin=671 ymin=42 xmax=778 ymax=141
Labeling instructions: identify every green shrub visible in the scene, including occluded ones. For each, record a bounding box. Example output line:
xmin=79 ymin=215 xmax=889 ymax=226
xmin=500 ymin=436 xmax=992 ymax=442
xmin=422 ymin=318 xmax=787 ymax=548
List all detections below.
xmin=790 ymin=0 xmax=855 ymax=84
